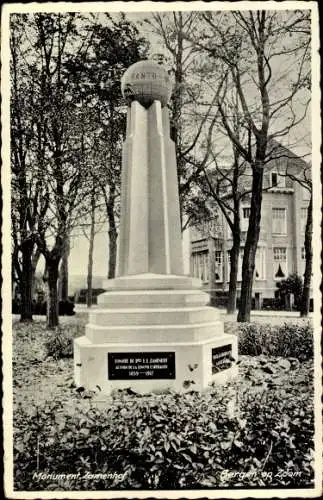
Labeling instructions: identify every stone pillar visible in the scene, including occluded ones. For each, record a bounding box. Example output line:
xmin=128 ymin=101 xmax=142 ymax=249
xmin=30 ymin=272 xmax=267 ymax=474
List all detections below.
xmin=117 ymin=101 xmax=183 ymax=277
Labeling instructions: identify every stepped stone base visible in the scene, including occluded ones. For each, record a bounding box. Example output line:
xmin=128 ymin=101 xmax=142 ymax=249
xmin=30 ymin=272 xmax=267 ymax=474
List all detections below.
xmin=74 ymin=274 xmax=238 ymax=394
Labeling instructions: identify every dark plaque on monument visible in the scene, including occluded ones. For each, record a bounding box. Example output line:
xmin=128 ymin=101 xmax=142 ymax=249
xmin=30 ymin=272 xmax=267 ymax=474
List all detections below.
xmin=212 ymin=344 xmax=232 ymax=373
xmin=108 ymin=352 xmax=176 ymax=380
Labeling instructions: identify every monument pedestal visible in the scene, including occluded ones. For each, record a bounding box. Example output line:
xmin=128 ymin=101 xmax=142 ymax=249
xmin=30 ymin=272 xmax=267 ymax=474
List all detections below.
xmin=74 ymin=273 xmax=238 ymax=394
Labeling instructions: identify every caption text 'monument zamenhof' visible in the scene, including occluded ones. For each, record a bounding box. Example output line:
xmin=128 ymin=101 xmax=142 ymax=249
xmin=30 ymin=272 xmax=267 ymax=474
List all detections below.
xmin=33 ymin=472 xmax=126 ymax=481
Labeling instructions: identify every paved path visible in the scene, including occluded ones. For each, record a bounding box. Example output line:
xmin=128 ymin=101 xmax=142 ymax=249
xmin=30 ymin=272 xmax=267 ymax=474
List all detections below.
xmin=222 ymin=310 xmax=312 ymax=318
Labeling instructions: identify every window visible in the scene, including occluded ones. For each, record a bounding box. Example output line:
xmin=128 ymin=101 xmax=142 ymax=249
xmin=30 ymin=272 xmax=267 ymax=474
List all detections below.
xmin=274 ymin=247 xmax=287 ymax=261
xmin=273 ymin=247 xmax=287 ymax=279
xmin=227 ymin=247 xmax=266 ymax=281
xmin=214 ymin=251 xmax=223 ymax=282
xmin=243 ymin=207 xmax=251 ymax=219
xmin=271 ymin=171 xmax=286 ymax=188
xmin=299 ymin=247 xmax=306 ymax=277
xmin=271 ymin=172 xmax=278 ymax=187
xmin=272 ymin=208 xmax=287 ymax=234
xmin=191 ymin=251 xmax=208 ymax=282
xmin=255 ymin=247 xmax=266 ymax=280
xmin=241 ymin=206 xmax=251 ymax=231
xmin=227 ymin=248 xmax=244 ymax=281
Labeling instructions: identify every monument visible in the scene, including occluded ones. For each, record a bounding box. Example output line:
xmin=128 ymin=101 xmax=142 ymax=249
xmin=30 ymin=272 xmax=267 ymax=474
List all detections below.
xmin=74 ymin=60 xmax=238 ymax=394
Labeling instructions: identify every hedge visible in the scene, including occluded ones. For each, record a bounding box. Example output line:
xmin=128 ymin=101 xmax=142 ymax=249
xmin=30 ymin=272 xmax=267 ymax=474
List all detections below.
xmin=14 ymin=378 xmax=314 ymax=490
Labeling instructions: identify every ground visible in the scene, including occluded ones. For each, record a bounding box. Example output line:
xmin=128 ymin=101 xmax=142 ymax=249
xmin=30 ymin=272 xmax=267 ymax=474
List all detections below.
xmin=12 ymin=311 xmax=311 ymax=408
xmin=11 ymin=311 xmax=315 ymax=490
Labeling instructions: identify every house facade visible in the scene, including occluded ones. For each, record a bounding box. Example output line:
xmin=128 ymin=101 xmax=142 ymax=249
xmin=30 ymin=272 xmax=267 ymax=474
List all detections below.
xmin=189 ymin=142 xmax=312 ymax=303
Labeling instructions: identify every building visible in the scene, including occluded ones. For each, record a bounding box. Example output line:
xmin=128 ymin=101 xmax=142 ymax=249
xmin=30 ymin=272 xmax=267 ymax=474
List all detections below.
xmin=189 ymin=141 xmax=312 ymax=303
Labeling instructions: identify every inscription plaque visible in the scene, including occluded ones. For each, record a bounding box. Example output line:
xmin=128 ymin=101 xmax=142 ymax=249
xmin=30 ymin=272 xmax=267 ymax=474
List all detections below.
xmin=212 ymin=344 xmax=232 ymax=373
xmin=108 ymin=352 xmax=175 ymax=380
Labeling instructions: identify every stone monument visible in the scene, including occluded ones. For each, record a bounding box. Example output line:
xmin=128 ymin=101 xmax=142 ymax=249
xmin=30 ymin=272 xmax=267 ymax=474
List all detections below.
xmin=74 ymin=60 xmax=238 ymax=394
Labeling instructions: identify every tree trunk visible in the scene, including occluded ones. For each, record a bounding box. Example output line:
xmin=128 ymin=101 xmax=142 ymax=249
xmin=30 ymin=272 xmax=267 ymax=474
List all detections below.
xmin=237 ymin=161 xmax=264 ymax=322
xmin=300 ymin=193 xmax=312 ymax=317
xmin=87 ymin=193 xmax=96 ymax=308
xmin=171 ymin=13 xmax=185 ymax=226
xmin=19 ymin=241 xmax=34 ymax=322
xmin=59 ymin=238 xmax=69 ymax=301
xmin=31 ymin=247 xmax=41 ymax=298
xmin=107 ymin=185 xmax=118 ymax=279
xmin=227 ymin=154 xmax=241 ymax=315
xmin=46 ymin=258 xmax=60 ymax=328
xmin=227 ymin=226 xmax=240 ymax=314
xmin=108 ymin=220 xmax=118 ymax=279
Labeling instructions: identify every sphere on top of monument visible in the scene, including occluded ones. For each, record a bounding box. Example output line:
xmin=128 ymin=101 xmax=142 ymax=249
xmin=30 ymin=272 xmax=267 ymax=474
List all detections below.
xmin=121 ymin=60 xmax=172 ymax=108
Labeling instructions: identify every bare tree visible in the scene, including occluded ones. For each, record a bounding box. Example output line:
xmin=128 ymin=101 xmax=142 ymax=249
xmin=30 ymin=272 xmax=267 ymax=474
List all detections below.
xmin=10 ymin=14 xmax=49 ymax=322
xmin=11 ymin=13 xmax=96 ymax=328
xmin=187 ymin=9 xmax=311 ymax=321
xmin=11 ymin=12 xmax=148 ymax=327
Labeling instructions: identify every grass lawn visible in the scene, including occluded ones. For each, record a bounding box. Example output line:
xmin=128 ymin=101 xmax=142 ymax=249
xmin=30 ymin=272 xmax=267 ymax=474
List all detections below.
xmin=12 ymin=313 xmax=315 ymax=491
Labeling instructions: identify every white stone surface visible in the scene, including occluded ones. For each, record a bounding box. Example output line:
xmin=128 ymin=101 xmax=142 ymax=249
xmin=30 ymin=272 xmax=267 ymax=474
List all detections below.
xmin=85 ymin=321 xmax=224 ymax=344
xmin=97 ymin=289 xmax=209 ymax=308
xmin=87 ymin=306 xmax=220 ymax=327
xmin=116 ymin=102 xmax=184 ymax=277
xmin=75 ymin=273 xmax=237 ymax=393
xmin=102 ymin=273 xmax=201 ymax=290
xmin=74 ymin=333 xmax=238 ymax=394
xmin=121 ymin=60 xmax=172 ymax=108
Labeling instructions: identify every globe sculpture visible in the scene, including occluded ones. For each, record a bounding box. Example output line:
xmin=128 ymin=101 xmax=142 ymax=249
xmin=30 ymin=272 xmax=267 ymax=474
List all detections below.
xmin=121 ymin=60 xmax=172 ymax=108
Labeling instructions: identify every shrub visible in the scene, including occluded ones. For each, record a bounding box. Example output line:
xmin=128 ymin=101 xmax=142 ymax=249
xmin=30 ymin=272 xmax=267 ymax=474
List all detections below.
xmin=13 ymin=378 xmax=314 ymax=491
xmin=238 ymin=321 xmax=313 ymax=360
xmin=262 ymin=298 xmax=285 ymax=310
xmin=235 ymin=381 xmax=314 ymax=485
xmin=58 ymin=300 xmax=75 ymax=316
xmin=276 ymin=273 xmax=303 ymax=310
xmin=44 ymin=327 xmax=74 ymax=360
xmin=12 ymin=299 xmax=75 ymax=316
xmin=75 ymin=288 xmax=106 ymax=304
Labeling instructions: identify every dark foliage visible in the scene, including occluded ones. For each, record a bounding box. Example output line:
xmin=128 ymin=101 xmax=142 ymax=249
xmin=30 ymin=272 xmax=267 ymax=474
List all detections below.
xmin=12 ymin=299 xmax=75 ymax=316
xmin=14 ymin=372 xmax=314 ymax=490
xmin=44 ymin=327 xmax=75 ymax=360
xmin=238 ymin=321 xmax=313 ymax=360
xmin=276 ymin=273 xmax=304 ymax=310
xmin=75 ymin=289 xmax=106 ymax=305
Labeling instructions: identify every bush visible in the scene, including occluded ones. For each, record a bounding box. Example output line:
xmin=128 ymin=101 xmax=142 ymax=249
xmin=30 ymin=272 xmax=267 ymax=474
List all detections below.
xmin=75 ymin=288 xmax=106 ymax=304
xmin=14 ymin=378 xmax=314 ymax=491
xmin=262 ymin=298 xmax=285 ymax=310
xmin=276 ymin=273 xmax=303 ymax=310
xmin=238 ymin=321 xmax=313 ymax=360
xmin=44 ymin=327 xmax=74 ymax=360
xmin=58 ymin=300 xmax=75 ymax=316
xmin=12 ymin=299 xmax=75 ymax=316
